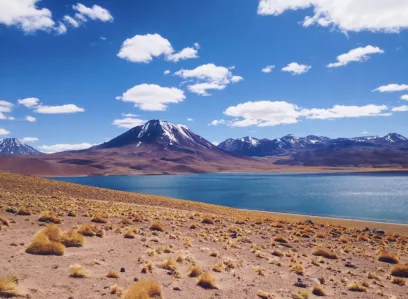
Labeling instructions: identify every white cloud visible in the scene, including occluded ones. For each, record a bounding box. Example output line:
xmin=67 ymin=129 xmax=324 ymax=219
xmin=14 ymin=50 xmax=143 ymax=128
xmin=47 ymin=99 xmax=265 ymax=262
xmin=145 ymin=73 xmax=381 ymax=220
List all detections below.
xmin=221 ymin=101 xmax=391 ymax=127
xmin=25 ymin=115 xmax=36 ymax=122
xmin=117 ymin=33 xmax=198 ymax=63
xmin=55 ymin=22 xmax=67 ymax=35
xmin=374 ymin=84 xmax=408 ymax=92
xmin=282 ymin=62 xmax=311 ymax=75
xmin=327 ymin=45 xmax=384 ymax=68
xmin=113 ymin=117 xmax=146 ymax=129
xmin=73 ymin=3 xmax=113 ymax=22
xmin=164 ymin=69 xmax=171 ymax=75
xmin=8 ymin=116 xmax=15 ymax=120
xmin=18 ymin=97 xmax=39 ymax=107
xmin=166 ymin=47 xmax=198 ymax=62
xmin=262 ymin=65 xmax=275 ymax=73
xmin=175 ymin=63 xmax=243 ymax=96
xmin=39 ymin=143 xmax=94 ymax=153
xmin=209 ymin=119 xmax=227 ymax=126
xmin=0 ymin=113 xmax=5 ymax=120
xmin=34 ymin=104 xmax=85 ymax=114
xmin=63 ymin=15 xmax=79 ymax=27
xmin=0 ymin=100 xmax=13 ymax=113
xmin=117 ymin=84 xmax=185 ymax=111
xmin=0 ymin=0 xmax=55 ymax=33
xmin=258 ymin=0 xmax=408 ymax=33
xmin=122 ymin=113 xmax=138 ymax=117
xmin=0 ymin=128 xmax=11 ymax=136
xmin=21 ymin=137 xmax=38 ymax=143
xmin=392 ymin=105 xmax=408 ymax=112
xmin=187 ymin=118 xmax=194 ymax=122
xmin=401 ymin=95 xmax=408 ymax=101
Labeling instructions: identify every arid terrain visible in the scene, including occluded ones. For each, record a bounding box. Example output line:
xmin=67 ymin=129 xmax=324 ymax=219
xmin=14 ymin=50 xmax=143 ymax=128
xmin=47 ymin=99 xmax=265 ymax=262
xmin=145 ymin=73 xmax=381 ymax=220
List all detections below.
xmin=1 ymin=172 xmax=408 ymax=299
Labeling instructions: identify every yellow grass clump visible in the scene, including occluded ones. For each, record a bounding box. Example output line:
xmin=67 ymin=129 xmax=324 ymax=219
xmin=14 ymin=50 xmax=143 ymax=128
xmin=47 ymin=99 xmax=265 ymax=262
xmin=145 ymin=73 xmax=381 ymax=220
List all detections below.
xmin=201 ymin=215 xmax=214 ymax=224
xmin=149 ymin=221 xmax=164 ymax=232
xmin=188 ymin=265 xmax=202 ymax=277
xmin=122 ymin=280 xmax=163 ymax=299
xmin=311 ymin=284 xmax=326 ymax=296
xmin=61 ymin=230 xmax=84 ymax=247
xmin=0 ymin=277 xmax=21 ymax=298
xmin=347 ymin=282 xmax=367 ymax=292
xmin=257 ymin=289 xmax=271 ymax=298
xmin=390 ymin=264 xmax=408 ymax=278
xmin=16 ymin=206 xmax=32 ymax=216
xmin=25 ymin=224 xmax=65 ymax=256
xmin=274 ymin=234 xmax=289 ymax=244
xmin=392 ymin=277 xmax=405 ymax=286
xmin=377 ymin=250 xmax=399 ymax=264
xmin=69 ymin=264 xmax=88 ymax=278
xmin=0 ymin=216 xmax=10 ymax=227
xmin=292 ymin=289 xmax=309 ymax=299
xmin=159 ymin=257 xmax=177 ymax=271
xmin=197 ymin=272 xmax=217 ymax=289
xmin=91 ymin=213 xmax=108 ymax=223
xmin=107 ymin=271 xmax=120 ymax=279
xmin=312 ymin=247 xmax=337 ymax=259
xmin=212 ymin=261 xmax=224 ymax=272
xmin=38 ymin=211 xmax=62 ymax=224
xmin=77 ymin=223 xmax=99 ymax=237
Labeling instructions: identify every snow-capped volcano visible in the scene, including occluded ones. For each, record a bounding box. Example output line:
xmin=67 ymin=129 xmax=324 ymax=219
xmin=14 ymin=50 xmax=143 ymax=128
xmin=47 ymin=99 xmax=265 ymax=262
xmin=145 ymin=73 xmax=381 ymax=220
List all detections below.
xmin=98 ymin=120 xmax=215 ymax=150
xmin=0 ymin=138 xmax=41 ymax=155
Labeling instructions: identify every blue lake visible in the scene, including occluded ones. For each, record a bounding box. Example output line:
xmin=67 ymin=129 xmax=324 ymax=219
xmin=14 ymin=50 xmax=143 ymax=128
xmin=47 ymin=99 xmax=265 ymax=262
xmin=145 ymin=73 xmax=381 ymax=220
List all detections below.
xmin=51 ymin=173 xmax=408 ymax=224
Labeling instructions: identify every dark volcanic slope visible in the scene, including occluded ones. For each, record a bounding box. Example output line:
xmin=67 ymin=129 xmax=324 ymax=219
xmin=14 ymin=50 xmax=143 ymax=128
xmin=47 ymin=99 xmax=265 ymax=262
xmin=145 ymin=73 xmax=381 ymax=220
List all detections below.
xmin=0 ymin=138 xmax=42 ymax=155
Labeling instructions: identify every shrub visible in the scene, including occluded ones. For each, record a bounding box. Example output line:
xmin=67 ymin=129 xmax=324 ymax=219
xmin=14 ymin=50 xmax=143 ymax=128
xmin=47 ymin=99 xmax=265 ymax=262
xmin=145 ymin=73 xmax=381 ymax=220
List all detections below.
xmin=0 ymin=277 xmax=20 ymax=297
xmin=70 ymin=264 xmax=88 ymax=278
xmin=292 ymin=289 xmax=309 ymax=299
xmin=77 ymin=223 xmax=99 ymax=237
xmin=124 ymin=228 xmax=137 ymax=239
xmin=122 ymin=280 xmax=163 ymax=299
xmin=61 ymin=230 xmax=84 ymax=247
xmin=26 ymin=225 xmax=65 ymax=256
xmin=257 ymin=289 xmax=271 ymax=299
xmin=312 ymin=247 xmax=337 ymax=259
xmin=347 ymin=282 xmax=367 ymax=292
xmin=291 ymin=263 xmax=305 ymax=275
xmin=0 ymin=216 xmax=10 ymax=227
xmin=212 ymin=261 xmax=223 ymax=272
xmin=107 ymin=271 xmax=120 ymax=279
xmin=378 ymin=250 xmax=399 ymax=264
xmin=201 ymin=215 xmax=214 ymax=224
xmin=159 ymin=257 xmax=177 ymax=271
xmin=390 ymin=264 xmax=408 ymax=278
xmin=392 ymin=277 xmax=405 ymax=286
xmin=274 ymin=234 xmax=288 ymax=244
xmin=149 ymin=221 xmax=164 ymax=232
xmin=38 ymin=211 xmax=62 ymax=224
xmin=188 ymin=265 xmax=202 ymax=277
xmin=16 ymin=206 xmax=31 ymax=216
xmin=197 ymin=272 xmax=217 ymax=289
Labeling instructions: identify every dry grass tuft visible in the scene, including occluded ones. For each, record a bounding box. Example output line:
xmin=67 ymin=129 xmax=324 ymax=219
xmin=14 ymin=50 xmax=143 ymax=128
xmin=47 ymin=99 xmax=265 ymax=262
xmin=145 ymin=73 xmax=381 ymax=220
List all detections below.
xmin=0 ymin=277 xmax=20 ymax=297
xmin=197 ymin=272 xmax=217 ymax=289
xmin=38 ymin=211 xmax=62 ymax=224
xmin=292 ymin=289 xmax=309 ymax=299
xmin=201 ymin=215 xmax=214 ymax=224
xmin=61 ymin=230 xmax=84 ymax=247
xmin=122 ymin=280 xmax=163 ymax=299
xmin=390 ymin=264 xmax=408 ymax=278
xmin=149 ymin=221 xmax=164 ymax=232
xmin=91 ymin=213 xmax=107 ymax=223
xmin=188 ymin=265 xmax=202 ymax=277
xmin=311 ymin=284 xmax=326 ymax=296
xmin=77 ymin=223 xmax=99 ymax=237
xmin=16 ymin=206 xmax=31 ymax=216
xmin=291 ymin=263 xmax=305 ymax=275
xmin=212 ymin=261 xmax=223 ymax=272
xmin=26 ymin=224 xmax=65 ymax=256
xmin=107 ymin=271 xmax=120 ymax=279
xmin=347 ymin=282 xmax=367 ymax=292
xmin=392 ymin=277 xmax=405 ymax=286
xmin=0 ymin=216 xmax=10 ymax=227
xmin=69 ymin=264 xmax=88 ymax=278
xmin=159 ymin=257 xmax=177 ymax=271
xmin=312 ymin=247 xmax=337 ymax=259
xmin=257 ymin=289 xmax=271 ymax=298
xmin=377 ymin=250 xmax=399 ymax=264
xmin=274 ymin=234 xmax=288 ymax=244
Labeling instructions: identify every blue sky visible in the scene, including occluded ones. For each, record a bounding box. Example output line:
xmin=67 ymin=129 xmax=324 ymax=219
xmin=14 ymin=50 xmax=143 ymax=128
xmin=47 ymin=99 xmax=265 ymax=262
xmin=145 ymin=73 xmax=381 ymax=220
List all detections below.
xmin=1 ymin=0 xmax=408 ymax=152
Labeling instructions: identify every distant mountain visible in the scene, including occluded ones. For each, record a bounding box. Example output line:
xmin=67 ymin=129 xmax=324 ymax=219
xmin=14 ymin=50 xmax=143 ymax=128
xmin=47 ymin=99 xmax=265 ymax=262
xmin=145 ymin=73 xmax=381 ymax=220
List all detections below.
xmin=97 ymin=120 xmax=216 ymax=150
xmin=0 ymin=138 xmax=42 ymax=156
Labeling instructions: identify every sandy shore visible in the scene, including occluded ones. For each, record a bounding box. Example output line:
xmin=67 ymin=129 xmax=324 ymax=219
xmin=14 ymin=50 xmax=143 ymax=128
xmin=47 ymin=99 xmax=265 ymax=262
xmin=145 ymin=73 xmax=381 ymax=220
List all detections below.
xmin=1 ymin=172 xmax=407 ymax=298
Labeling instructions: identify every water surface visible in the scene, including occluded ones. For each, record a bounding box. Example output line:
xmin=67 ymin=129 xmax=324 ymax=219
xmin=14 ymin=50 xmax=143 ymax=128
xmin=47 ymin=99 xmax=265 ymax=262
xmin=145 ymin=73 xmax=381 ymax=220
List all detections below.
xmin=51 ymin=173 xmax=408 ymax=224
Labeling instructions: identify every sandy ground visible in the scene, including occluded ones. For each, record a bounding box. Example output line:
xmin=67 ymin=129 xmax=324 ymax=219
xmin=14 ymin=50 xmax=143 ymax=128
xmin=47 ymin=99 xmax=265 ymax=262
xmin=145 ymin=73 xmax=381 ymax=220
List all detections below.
xmin=1 ymin=172 xmax=408 ymax=299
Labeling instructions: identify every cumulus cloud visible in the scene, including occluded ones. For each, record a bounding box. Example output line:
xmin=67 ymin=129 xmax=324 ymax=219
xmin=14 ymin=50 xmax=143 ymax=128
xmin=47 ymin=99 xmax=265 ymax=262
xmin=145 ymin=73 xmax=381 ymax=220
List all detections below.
xmin=392 ymin=105 xmax=408 ymax=112
xmin=73 ymin=3 xmax=113 ymax=22
xmin=258 ymin=0 xmax=408 ymax=33
xmin=262 ymin=65 xmax=275 ymax=73
xmin=187 ymin=118 xmax=194 ymax=122
xmin=18 ymin=97 xmax=40 ymax=107
xmin=117 ymin=33 xmax=198 ymax=63
xmin=21 ymin=137 xmax=38 ymax=143
xmin=175 ymin=64 xmax=243 ymax=96
xmin=282 ymin=62 xmax=311 ymax=75
xmin=63 ymin=15 xmax=79 ymax=27
xmin=164 ymin=69 xmax=171 ymax=75
xmin=218 ymin=101 xmax=391 ymax=127
xmin=401 ymin=95 xmax=408 ymax=101
xmin=39 ymin=143 xmax=94 ymax=153
xmin=0 ymin=100 xmax=13 ymax=113
xmin=34 ymin=104 xmax=85 ymax=114
xmin=0 ymin=128 xmax=11 ymax=135
xmin=25 ymin=115 xmax=36 ymax=122
xmin=374 ymin=84 xmax=408 ymax=92
xmin=209 ymin=119 xmax=227 ymax=126
xmin=327 ymin=45 xmax=384 ymax=68
xmin=116 ymin=83 xmax=185 ymax=111
xmin=113 ymin=117 xmax=146 ymax=129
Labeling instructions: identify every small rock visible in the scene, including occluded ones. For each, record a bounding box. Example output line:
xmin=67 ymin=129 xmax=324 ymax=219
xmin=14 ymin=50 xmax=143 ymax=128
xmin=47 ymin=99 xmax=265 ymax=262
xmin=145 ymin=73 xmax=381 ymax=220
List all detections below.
xmin=133 ymin=278 xmax=138 ymax=282
xmin=120 ymin=268 xmax=125 ymax=273
xmin=345 ymin=262 xmax=357 ymax=269
xmin=173 ymin=287 xmax=181 ymax=291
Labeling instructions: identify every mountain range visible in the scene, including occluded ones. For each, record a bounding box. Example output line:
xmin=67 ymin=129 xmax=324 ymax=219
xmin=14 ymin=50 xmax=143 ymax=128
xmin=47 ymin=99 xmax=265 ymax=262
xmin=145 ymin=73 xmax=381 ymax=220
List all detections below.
xmin=1 ymin=120 xmax=408 ymax=176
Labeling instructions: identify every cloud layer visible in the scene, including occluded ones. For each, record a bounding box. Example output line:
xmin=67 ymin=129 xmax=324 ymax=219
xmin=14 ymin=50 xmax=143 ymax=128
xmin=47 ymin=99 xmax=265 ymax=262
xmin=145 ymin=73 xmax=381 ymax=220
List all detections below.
xmin=39 ymin=143 xmax=94 ymax=153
